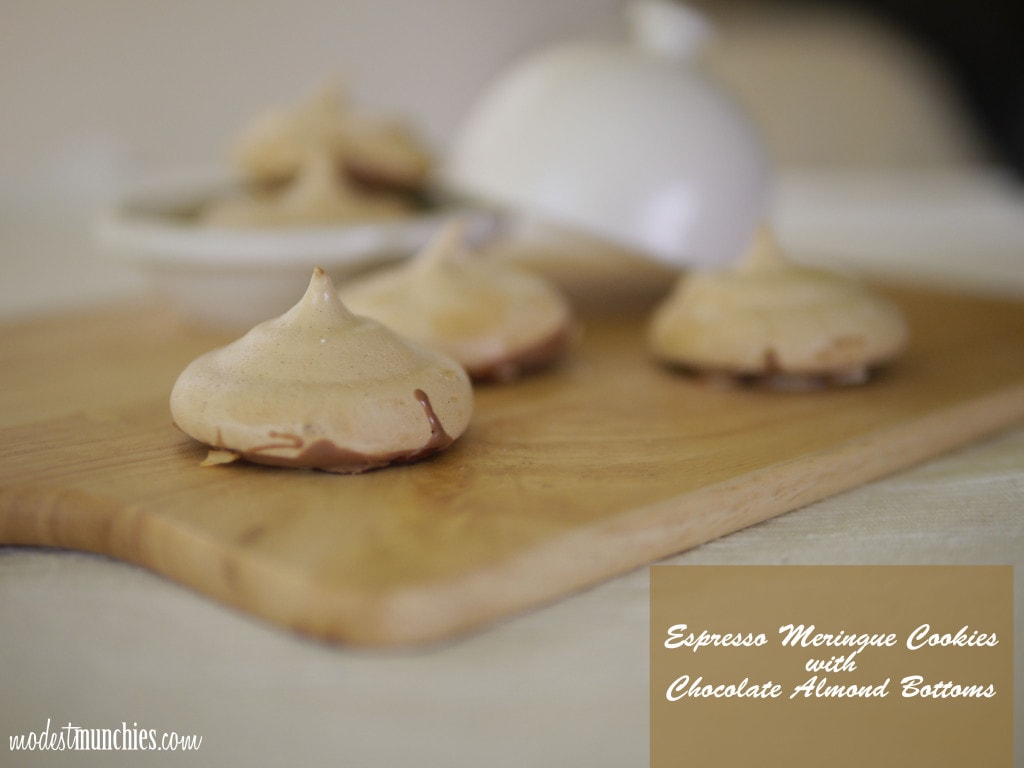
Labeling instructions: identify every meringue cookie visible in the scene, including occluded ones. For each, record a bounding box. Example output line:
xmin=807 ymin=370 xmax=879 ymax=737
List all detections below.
xmin=341 ymin=113 xmax=434 ymax=192
xmin=200 ymin=81 xmax=433 ymax=229
xmin=648 ymin=226 xmax=908 ymax=386
xmin=170 ymin=267 xmax=473 ymax=473
xmin=202 ymin=150 xmax=411 ymax=229
xmin=339 ymin=220 xmax=577 ymax=382
xmin=229 ymin=82 xmax=349 ymax=187
xmin=229 ymin=81 xmax=432 ymax=192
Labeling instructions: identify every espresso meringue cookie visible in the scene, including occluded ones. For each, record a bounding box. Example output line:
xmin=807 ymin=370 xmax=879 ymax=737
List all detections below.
xmin=342 ymin=113 xmax=434 ymax=191
xmin=170 ymin=267 xmax=473 ymax=473
xmin=648 ymin=226 xmax=908 ymax=386
xmin=202 ymin=150 xmax=411 ymax=228
xmin=339 ymin=220 xmax=577 ymax=382
xmin=229 ymin=81 xmax=432 ymax=192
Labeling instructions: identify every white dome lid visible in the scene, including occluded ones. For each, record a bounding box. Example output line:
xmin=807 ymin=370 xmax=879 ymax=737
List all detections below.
xmin=445 ymin=1 xmax=771 ymax=269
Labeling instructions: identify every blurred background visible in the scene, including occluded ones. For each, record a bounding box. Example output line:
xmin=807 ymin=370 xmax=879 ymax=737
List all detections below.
xmin=1 ymin=0 xmax=1022 ymax=313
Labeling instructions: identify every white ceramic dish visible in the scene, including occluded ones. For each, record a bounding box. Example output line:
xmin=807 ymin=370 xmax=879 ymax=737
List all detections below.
xmin=445 ymin=0 xmax=770 ymax=270
xmin=97 ymin=170 xmax=499 ymax=329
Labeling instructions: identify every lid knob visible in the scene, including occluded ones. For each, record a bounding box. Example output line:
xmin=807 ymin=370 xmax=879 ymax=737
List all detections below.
xmin=626 ymin=0 xmax=712 ymax=59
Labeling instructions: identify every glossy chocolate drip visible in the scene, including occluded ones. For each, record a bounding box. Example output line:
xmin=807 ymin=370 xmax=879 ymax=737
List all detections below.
xmin=412 ymin=388 xmax=454 ymax=453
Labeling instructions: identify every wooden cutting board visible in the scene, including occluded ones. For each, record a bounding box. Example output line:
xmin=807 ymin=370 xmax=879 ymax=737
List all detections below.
xmin=1 ymin=285 xmax=1023 ymax=647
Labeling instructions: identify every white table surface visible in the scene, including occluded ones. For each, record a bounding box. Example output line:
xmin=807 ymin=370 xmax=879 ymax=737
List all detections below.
xmin=1 ymin=169 xmax=1022 ymax=767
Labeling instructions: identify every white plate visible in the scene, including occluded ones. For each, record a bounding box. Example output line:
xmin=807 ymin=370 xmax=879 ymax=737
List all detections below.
xmin=97 ymin=170 xmax=500 ymax=329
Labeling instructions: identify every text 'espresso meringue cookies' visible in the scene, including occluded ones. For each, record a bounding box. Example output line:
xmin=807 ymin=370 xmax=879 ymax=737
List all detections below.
xmin=339 ymin=220 xmax=578 ymax=382
xmin=648 ymin=226 xmax=909 ymax=388
xmin=169 ymin=267 xmax=473 ymax=473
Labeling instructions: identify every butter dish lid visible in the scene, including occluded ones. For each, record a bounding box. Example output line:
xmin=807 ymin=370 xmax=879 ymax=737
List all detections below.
xmin=444 ymin=0 xmax=771 ymax=269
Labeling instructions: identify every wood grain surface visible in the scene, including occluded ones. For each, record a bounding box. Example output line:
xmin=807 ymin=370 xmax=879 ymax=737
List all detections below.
xmin=1 ymin=286 xmax=1023 ymax=646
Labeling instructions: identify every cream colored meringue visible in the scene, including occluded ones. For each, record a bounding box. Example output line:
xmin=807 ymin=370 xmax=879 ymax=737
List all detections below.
xmin=170 ymin=267 xmax=473 ymax=473
xmin=339 ymin=220 xmax=577 ymax=382
xmin=229 ymin=82 xmax=348 ymax=187
xmin=202 ymin=150 xmax=411 ymax=229
xmin=341 ymin=113 xmax=434 ymax=191
xmin=229 ymin=81 xmax=432 ymax=191
xmin=200 ymin=81 xmax=433 ymax=228
xmin=648 ymin=226 xmax=908 ymax=385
